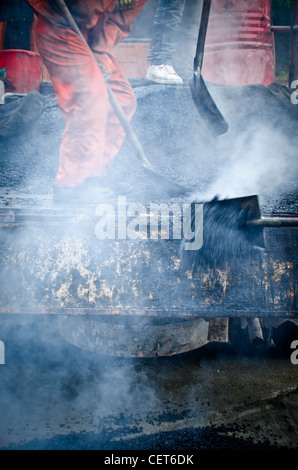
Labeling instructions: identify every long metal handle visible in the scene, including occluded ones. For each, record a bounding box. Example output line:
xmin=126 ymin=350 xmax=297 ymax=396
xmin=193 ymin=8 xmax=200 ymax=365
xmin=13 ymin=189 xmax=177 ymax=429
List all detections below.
xmin=194 ymin=0 xmax=212 ymax=74
xmin=246 ymin=217 xmax=298 ymax=228
xmin=53 ymin=0 xmax=154 ymax=171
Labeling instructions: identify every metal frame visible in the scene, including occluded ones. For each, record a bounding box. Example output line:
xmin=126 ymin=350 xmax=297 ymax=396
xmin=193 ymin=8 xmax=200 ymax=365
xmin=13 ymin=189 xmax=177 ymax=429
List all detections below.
xmin=271 ymin=0 xmax=298 ymax=85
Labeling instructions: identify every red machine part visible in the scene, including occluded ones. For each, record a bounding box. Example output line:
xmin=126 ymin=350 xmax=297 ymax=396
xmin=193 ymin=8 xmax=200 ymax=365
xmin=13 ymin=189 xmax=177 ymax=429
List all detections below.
xmin=202 ymin=0 xmax=275 ymax=86
xmin=0 ymin=49 xmax=43 ymax=93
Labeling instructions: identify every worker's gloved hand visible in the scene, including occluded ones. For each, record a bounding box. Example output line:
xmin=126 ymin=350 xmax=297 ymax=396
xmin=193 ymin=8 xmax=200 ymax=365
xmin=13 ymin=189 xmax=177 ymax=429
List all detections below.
xmin=98 ymin=63 xmax=112 ymax=83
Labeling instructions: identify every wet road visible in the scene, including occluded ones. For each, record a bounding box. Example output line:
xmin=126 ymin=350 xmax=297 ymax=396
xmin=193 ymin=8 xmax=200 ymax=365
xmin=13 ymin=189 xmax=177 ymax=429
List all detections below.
xmin=0 ymin=316 xmax=297 ymax=450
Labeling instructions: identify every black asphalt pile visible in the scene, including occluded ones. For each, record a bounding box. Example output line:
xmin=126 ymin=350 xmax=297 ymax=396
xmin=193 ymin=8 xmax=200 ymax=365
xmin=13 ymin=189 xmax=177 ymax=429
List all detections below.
xmin=0 ymin=91 xmax=56 ymax=142
xmin=0 ymin=81 xmax=297 ymax=212
xmin=0 ymin=91 xmax=62 ymax=192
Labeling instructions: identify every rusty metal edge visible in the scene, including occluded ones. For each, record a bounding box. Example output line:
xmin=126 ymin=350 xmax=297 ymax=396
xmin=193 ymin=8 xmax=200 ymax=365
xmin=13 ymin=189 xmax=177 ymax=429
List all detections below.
xmin=0 ymin=306 xmax=296 ymax=318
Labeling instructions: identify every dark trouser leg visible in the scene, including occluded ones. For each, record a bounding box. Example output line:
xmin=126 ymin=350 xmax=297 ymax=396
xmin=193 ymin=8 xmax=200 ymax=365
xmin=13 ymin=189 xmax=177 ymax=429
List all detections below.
xmin=174 ymin=0 xmax=203 ymax=80
xmin=147 ymin=0 xmax=186 ymax=66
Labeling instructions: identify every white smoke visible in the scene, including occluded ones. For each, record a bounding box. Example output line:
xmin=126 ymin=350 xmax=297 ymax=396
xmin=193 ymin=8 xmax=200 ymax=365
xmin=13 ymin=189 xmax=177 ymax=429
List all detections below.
xmin=200 ymin=123 xmax=297 ymax=202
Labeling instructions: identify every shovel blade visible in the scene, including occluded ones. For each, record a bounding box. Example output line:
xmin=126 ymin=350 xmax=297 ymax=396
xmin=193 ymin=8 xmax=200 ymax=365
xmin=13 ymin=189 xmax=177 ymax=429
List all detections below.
xmin=190 ymin=73 xmax=229 ymax=137
xmin=181 ymin=194 xmax=265 ymax=272
xmin=204 ymin=194 xmax=265 ymax=249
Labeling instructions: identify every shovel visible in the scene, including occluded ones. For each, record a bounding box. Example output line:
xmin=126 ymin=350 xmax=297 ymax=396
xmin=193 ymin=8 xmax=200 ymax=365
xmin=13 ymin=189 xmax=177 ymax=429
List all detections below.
xmin=182 ymin=194 xmax=298 ymax=271
xmin=53 ymin=0 xmax=192 ymax=199
xmin=190 ymin=0 xmax=229 ymax=137
xmin=204 ymin=194 xmax=298 ymax=249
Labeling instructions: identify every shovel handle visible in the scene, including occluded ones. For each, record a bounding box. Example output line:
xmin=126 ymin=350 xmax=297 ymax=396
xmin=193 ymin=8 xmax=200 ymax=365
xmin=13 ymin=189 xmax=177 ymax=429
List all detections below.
xmin=54 ymin=0 xmax=85 ymax=41
xmin=246 ymin=217 xmax=298 ymax=228
xmin=194 ymin=0 xmax=212 ymax=73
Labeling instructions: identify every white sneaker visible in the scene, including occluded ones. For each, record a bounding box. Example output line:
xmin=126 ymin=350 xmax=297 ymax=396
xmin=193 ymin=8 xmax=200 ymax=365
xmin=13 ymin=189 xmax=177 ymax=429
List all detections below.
xmin=146 ymin=64 xmax=183 ymax=85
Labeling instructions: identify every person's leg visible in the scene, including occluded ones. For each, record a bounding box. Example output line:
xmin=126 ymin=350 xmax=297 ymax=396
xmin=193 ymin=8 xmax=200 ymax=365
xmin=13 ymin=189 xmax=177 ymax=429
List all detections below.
xmin=147 ymin=0 xmax=186 ymax=66
xmin=34 ymin=0 xmax=147 ymax=196
xmin=174 ymin=0 xmax=203 ymax=81
xmin=34 ymin=16 xmax=109 ymax=189
xmin=88 ymin=2 xmax=146 ymax=168
xmin=146 ymin=0 xmax=186 ymax=84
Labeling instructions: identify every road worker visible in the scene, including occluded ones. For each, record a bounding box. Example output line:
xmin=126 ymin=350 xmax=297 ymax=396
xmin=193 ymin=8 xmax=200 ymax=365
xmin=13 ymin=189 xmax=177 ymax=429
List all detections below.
xmin=25 ymin=0 xmax=147 ymax=202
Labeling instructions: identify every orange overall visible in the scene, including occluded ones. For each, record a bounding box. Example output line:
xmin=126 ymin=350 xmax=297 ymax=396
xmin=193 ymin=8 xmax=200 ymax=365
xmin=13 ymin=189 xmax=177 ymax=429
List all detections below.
xmin=25 ymin=0 xmax=147 ymax=188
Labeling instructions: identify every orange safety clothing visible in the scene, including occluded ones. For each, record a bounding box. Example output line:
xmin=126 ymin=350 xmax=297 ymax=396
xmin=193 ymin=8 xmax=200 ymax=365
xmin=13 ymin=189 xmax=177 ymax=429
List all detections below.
xmin=25 ymin=0 xmax=147 ymax=188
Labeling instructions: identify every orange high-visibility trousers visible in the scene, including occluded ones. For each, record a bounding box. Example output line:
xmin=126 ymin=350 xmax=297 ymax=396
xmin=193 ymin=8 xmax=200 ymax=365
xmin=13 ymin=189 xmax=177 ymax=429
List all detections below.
xmin=30 ymin=1 xmax=146 ymax=188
